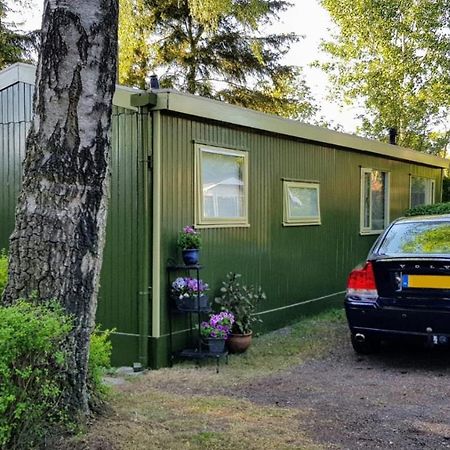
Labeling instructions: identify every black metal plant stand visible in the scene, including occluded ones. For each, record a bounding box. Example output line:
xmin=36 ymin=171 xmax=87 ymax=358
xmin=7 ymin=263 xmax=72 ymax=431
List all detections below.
xmin=167 ymin=259 xmax=228 ymax=373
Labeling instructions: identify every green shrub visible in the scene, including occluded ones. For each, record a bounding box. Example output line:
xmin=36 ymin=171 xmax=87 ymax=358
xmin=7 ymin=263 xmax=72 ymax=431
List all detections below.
xmin=0 ymin=250 xmax=7 ymax=296
xmin=88 ymin=327 xmax=113 ymax=408
xmin=405 ymin=201 xmax=450 ymax=217
xmin=215 ymin=272 xmax=266 ymax=334
xmin=176 ymin=225 xmax=201 ymax=250
xmin=0 ymin=300 xmax=72 ymax=449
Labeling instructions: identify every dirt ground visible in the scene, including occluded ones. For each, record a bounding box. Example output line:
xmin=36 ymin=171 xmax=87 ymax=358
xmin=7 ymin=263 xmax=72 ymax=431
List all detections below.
xmin=74 ymin=314 xmax=450 ymax=450
xmin=233 ymin=340 xmax=450 ymax=449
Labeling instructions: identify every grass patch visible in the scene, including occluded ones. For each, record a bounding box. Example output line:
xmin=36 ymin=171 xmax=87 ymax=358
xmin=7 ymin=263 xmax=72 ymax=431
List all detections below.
xmin=68 ymin=308 xmax=346 ymax=449
xmin=142 ymin=308 xmax=347 ymax=391
xmin=86 ymin=389 xmax=320 ymax=450
xmin=231 ymin=308 xmax=346 ymax=375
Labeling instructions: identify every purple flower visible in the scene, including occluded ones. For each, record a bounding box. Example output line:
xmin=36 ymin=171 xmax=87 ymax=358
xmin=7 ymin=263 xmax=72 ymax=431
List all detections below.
xmin=172 ymin=277 xmax=186 ymax=290
xmin=171 ymin=276 xmax=209 ymax=297
xmin=200 ymin=310 xmax=235 ymax=339
xmin=183 ymin=226 xmax=196 ymax=234
xmin=187 ymin=278 xmax=196 ymax=291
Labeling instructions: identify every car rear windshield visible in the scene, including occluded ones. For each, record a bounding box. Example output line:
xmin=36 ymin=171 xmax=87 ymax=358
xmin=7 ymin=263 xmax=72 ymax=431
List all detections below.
xmin=377 ymin=221 xmax=450 ymax=255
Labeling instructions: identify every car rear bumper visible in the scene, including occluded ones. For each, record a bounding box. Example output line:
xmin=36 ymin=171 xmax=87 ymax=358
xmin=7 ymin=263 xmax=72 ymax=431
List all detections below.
xmin=345 ymin=300 xmax=450 ymax=340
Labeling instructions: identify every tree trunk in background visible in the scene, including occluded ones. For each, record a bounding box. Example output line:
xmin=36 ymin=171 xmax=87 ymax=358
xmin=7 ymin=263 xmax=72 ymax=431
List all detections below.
xmin=2 ymin=0 xmax=118 ymax=415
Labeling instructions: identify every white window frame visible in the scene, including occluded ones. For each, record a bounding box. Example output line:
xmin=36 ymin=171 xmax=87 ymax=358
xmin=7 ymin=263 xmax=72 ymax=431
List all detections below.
xmin=360 ymin=168 xmax=390 ymax=235
xmin=195 ymin=144 xmax=249 ymax=228
xmin=283 ymin=180 xmax=321 ymax=226
xmin=409 ymin=176 xmax=435 ymax=208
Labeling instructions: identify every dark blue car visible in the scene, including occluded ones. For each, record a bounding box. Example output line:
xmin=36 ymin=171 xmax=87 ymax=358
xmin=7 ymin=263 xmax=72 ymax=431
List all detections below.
xmin=345 ymin=214 xmax=450 ymax=354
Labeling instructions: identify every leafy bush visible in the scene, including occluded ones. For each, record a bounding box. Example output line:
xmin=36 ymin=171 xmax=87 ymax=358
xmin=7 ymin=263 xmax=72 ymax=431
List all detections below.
xmin=215 ymin=273 xmax=266 ymax=334
xmin=88 ymin=327 xmax=113 ymax=408
xmin=0 ymin=300 xmax=72 ymax=449
xmin=0 ymin=252 xmax=113 ymax=439
xmin=177 ymin=225 xmax=201 ymax=250
xmin=405 ymin=201 xmax=450 ymax=217
xmin=0 ymin=250 xmax=7 ymax=296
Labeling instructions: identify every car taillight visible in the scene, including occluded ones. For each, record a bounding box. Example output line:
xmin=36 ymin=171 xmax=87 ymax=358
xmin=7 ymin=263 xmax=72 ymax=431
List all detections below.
xmin=346 ymin=261 xmax=378 ymax=300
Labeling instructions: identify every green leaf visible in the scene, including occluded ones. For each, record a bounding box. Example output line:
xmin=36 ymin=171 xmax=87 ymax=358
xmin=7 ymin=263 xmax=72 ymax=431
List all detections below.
xmin=118 ymin=0 xmax=318 ymax=121
xmin=319 ymin=0 xmax=450 ymax=154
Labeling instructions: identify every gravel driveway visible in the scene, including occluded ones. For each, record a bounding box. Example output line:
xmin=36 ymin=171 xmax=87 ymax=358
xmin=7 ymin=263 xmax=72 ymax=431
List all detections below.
xmin=76 ymin=315 xmax=450 ymax=450
xmin=233 ymin=335 xmax=450 ymax=449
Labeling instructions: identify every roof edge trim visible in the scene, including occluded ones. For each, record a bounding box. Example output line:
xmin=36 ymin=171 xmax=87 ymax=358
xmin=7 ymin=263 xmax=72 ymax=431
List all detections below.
xmin=0 ymin=63 xmax=146 ymax=111
xmin=153 ymin=90 xmax=449 ymax=169
xmin=0 ymin=64 xmax=448 ymax=169
xmin=0 ymin=63 xmax=36 ymax=91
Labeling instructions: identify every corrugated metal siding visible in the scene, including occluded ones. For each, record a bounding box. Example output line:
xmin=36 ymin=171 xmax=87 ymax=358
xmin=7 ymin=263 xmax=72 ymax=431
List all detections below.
xmin=0 ymin=85 xmax=146 ymax=366
xmin=0 ymin=82 xmax=33 ymax=251
xmin=97 ymin=106 xmax=143 ymax=353
xmin=0 ymin=79 xmax=445 ymax=366
xmin=159 ymin=114 xmax=443 ymax=338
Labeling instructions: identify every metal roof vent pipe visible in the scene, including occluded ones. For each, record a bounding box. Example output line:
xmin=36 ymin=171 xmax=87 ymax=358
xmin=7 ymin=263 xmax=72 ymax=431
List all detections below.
xmin=389 ymin=127 xmax=397 ymax=145
xmin=149 ymin=74 xmax=160 ymax=90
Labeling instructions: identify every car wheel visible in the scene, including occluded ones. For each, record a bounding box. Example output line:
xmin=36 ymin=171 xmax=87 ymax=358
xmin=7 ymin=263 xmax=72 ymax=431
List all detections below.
xmin=350 ymin=333 xmax=380 ymax=354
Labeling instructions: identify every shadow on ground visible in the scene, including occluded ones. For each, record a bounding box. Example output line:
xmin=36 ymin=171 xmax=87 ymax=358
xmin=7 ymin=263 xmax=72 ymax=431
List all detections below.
xmin=62 ymin=313 xmax=450 ymax=450
xmin=234 ymin=338 xmax=450 ymax=449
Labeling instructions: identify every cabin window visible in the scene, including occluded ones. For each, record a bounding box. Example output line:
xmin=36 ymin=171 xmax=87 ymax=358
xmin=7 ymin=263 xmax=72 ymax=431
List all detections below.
xmin=195 ymin=144 xmax=248 ymax=227
xmin=283 ymin=181 xmax=321 ymax=226
xmin=360 ymin=168 xmax=390 ymax=235
xmin=410 ymin=176 xmax=435 ymax=208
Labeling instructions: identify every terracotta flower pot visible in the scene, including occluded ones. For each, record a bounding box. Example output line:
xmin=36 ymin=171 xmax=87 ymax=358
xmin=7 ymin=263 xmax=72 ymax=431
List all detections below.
xmin=227 ymin=331 xmax=252 ymax=353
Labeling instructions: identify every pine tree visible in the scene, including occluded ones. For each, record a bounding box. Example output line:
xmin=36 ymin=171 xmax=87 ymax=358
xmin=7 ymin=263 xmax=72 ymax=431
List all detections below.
xmin=119 ymin=0 xmax=317 ymax=121
xmin=0 ymin=1 xmax=36 ymax=68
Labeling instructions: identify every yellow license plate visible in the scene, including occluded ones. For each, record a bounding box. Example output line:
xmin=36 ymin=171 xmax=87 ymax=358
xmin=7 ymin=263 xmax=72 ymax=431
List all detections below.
xmin=402 ymin=275 xmax=450 ymax=289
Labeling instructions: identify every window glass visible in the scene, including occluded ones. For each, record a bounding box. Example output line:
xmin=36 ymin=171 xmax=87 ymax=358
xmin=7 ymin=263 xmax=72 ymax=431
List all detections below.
xmin=371 ymin=170 xmax=386 ymax=231
xmin=361 ymin=168 xmax=389 ymax=233
xmin=410 ymin=177 xmax=434 ymax=208
xmin=197 ymin=145 xmax=248 ymax=226
xmin=283 ymin=181 xmax=321 ymax=225
xmin=204 ymin=195 xmax=215 ymax=218
xmin=378 ymin=221 xmax=450 ymax=254
xmin=363 ymin=172 xmax=371 ymax=228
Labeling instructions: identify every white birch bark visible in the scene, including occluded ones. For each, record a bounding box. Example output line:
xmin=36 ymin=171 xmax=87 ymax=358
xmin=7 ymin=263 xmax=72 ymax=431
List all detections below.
xmin=2 ymin=0 xmax=118 ymax=414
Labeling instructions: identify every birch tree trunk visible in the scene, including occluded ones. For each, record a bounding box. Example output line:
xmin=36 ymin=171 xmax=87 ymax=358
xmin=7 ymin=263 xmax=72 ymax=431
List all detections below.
xmin=2 ymin=0 xmax=118 ymax=414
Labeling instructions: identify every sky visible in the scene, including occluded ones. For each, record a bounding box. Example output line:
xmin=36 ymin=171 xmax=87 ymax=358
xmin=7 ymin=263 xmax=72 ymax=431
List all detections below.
xmin=11 ymin=0 xmax=360 ymax=132
xmin=270 ymin=0 xmax=360 ymax=132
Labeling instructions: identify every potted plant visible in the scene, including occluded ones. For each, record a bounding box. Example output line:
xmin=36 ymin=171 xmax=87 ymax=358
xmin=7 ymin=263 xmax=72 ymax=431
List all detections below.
xmin=215 ymin=272 xmax=266 ymax=353
xmin=177 ymin=225 xmax=201 ymax=265
xmin=171 ymin=276 xmax=209 ymax=311
xmin=200 ymin=311 xmax=235 ymax=353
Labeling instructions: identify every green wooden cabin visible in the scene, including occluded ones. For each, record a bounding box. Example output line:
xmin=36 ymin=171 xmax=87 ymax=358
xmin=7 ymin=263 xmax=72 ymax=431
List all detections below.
xmin=0 ymin=63 xmax=448 ymax=368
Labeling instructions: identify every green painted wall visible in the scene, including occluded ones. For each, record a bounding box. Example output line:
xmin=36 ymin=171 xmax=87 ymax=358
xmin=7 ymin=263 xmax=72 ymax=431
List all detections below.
xmin=98 ymin=106 xmax=152 ymax=367
xmin=0 ymin=81 xmax=445 ymax=369
xmin=157 ymin=113 xmax=443 ymax=365
xmin=0 ymin=82 xmax=32 ymax=251
xmin=0 ymin=82 xmax=151 ymax=367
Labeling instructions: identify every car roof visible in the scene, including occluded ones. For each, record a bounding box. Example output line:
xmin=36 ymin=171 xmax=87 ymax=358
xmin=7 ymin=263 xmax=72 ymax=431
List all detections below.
xmin=393 ymin=214 xmax=450 ymax=224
